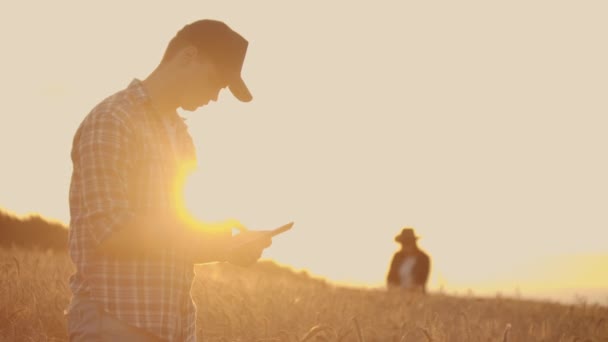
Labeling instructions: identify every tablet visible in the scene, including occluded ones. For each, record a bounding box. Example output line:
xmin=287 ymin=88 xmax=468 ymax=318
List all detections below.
xmin=267 ymin=221 xmax=294 ymax=237
xmin=230 ymin=222 xmax=294 ymax=251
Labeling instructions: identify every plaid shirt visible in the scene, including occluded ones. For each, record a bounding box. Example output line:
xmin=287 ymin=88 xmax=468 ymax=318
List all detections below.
xmin=68 ymin=79 xmax=198 ymax=342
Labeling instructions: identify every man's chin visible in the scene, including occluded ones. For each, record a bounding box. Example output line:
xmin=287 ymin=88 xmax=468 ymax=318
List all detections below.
xmin=181 ymin=103 xmax=205 ymax=112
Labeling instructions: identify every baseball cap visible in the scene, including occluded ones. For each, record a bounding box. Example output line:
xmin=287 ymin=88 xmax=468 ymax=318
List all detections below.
xmin=176 ymin=19 xmax=252 ymax=102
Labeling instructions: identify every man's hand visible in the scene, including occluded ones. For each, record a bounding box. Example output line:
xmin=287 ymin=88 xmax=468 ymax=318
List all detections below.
xmin=226 ymin=231 xmax=272 ymax=267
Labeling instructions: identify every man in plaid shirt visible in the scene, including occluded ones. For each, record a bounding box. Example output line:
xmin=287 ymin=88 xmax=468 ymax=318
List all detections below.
xmin=66 ymin=19 xmax=270 ymax=341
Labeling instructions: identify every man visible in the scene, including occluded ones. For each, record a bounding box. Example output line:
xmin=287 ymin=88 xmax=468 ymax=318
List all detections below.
xmin=66 ymin=20 xmax=270 ymax=341
xmin=386 ymin=228 xmax=431 ymax=293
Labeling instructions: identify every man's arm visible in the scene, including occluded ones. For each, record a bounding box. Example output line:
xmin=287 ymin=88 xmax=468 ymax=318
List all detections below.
xmin=74 ymin=111 xmax=264 ymax=263
xmin=387 ymin=252 xmax=402 ymax=286
xmin=413 ymin=252 xmax=431 ymax=292
xmin=72 ymin=111 xmax=224 ymax=260
xmin=96 ymin=215 xmax=235 ymax=262
xmin=95 ymin=209 xmax=269 ymax=265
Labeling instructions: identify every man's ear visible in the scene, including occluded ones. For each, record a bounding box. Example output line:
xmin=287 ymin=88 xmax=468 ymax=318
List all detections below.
xmin=175 ymin=45 xmax=199 ymax=66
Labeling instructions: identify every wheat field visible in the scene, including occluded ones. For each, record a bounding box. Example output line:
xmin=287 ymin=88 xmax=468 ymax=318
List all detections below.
xmin=0 ymin=248 xmax=606 ymax=342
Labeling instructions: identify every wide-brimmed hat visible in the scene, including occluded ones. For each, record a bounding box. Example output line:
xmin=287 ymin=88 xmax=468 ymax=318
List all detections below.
xmin=394 ymin=228 xmax=419 ymax=243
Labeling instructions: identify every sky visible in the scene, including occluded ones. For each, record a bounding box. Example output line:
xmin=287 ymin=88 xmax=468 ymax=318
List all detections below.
xmin=1 ymin=1 xmax=606 ymax=303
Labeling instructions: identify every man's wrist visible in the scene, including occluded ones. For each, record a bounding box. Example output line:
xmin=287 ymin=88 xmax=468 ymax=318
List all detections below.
xmin=185 ymin=229 xmax=232 ymax=264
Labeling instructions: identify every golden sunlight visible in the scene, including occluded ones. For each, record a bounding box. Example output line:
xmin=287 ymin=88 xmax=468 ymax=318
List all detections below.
xmin=174 ymin=162 xmax=245 ymax=234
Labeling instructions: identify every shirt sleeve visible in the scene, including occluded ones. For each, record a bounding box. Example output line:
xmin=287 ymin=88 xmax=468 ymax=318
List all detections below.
xmin=72 ymin=110 xmax=136 ymax=246
xmin=413 ymin=252 xmax=431 ymax=285
xmin=387 ymin=252 xmax=402 ymax=286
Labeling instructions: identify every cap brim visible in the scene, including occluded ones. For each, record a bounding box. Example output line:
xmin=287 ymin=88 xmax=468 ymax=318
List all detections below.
xmin=228 ymin=76 xmax=252 ymax=102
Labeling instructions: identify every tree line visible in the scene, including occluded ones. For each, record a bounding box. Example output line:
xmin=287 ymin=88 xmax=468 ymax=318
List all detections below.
xmin=0 ymin=209 xmax=68 ymax=252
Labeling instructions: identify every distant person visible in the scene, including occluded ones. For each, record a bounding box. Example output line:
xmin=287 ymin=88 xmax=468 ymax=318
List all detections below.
xmin=66 ymin=20 xmax=273 ymax=341
xmin=387 ymin=228 xmax=431 ymax=293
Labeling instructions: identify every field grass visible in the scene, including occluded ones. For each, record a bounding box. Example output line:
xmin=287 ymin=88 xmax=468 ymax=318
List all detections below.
xmin=1 ymin=247 xmax=606 ymax=341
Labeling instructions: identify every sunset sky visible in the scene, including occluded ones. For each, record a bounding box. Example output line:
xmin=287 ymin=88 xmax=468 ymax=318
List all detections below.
xmin=1 ymin=1 xmax=606 ymax=303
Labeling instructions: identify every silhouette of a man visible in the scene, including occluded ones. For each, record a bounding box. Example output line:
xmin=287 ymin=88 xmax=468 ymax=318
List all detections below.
xmin=387 ymin=228 xmax=431 ymax=293
xmin=66 ymin=20 xmax=270 ymax=341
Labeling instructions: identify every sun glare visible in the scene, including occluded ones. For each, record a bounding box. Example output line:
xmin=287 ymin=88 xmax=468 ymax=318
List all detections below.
xmin=171 ymin=161 xmax=244 ymax=234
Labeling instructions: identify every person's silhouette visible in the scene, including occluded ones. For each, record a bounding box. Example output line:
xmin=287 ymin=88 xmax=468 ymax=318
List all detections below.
xmin=66 ymin=20 xmax=269 ymax=341
xmin=387 ymin=228 xmax=431 ymax=293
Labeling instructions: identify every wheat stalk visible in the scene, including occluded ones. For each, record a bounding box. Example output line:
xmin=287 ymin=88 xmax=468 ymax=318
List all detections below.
xmin=299 ymin=324 xmax=331 ymax=342
xmin=502 ymin=323 xmax=512 ymax=342
xmin=353 ymin=317 xmax=364 ymax=342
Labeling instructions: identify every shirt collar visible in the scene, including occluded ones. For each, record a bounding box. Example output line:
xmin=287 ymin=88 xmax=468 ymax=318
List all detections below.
xmin=127 ymin=78 xmax=151 ymax=105
xmin=127 ymin=78 xmax=185 ymax=125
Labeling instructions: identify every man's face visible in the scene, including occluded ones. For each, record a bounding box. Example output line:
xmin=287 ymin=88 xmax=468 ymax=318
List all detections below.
xmin=401 ymin=239 xmax=417 ymax=251
xmin=177 ymin=55 xmax=228 ymax=111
